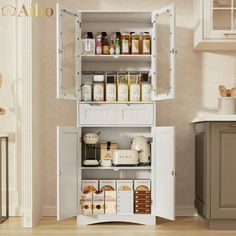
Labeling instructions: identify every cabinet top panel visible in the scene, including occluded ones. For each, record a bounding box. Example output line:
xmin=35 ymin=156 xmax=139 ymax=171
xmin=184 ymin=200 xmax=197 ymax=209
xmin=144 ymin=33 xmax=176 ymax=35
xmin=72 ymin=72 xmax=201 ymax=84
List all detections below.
xmin=80 ymin=11 xmax=152 ymax=23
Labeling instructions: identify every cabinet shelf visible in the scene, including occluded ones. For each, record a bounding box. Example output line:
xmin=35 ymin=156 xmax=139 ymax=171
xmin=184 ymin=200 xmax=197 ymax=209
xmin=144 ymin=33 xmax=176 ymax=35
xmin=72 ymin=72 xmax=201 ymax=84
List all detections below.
xmin=79 ymin=101 xmax=154 ymax=105
xmin=81 ymin=55 xmax=152 ymax=63
xmin=81 ymin=166 xmax=152 ymax=171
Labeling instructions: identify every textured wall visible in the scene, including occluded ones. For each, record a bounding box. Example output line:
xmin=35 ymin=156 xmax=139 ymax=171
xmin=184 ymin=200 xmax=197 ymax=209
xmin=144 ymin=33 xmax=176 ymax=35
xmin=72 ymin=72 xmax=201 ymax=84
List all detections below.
xmin=40 ymin=0 xmax=236 ymax=215
xmin=0 ymin=0 xmax=21 ymax=215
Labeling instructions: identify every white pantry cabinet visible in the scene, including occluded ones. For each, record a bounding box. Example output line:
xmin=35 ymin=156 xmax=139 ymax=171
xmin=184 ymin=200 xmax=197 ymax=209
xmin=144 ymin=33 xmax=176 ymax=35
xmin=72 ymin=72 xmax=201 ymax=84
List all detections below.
xmin=194 ymin=0 xmax=236 ymax=50
xmin=56 ymin=3 xmax=176 ymax=225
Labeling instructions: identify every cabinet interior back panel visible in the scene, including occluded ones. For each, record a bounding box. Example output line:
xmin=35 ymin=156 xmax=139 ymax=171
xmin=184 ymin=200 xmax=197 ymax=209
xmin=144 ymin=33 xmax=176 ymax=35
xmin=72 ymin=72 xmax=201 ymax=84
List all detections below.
xmin=82 ymin=127 xmax=152 ymax=149
xmin=82 ymin=169 xmax=151 ymax=179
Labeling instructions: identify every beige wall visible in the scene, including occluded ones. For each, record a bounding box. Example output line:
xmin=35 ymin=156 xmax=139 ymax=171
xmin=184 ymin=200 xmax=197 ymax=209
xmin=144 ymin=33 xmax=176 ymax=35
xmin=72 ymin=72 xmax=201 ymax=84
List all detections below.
xmin=39 ymin=0 xmax=236 ymax=215
xmin=0 ymin=0 xmax=21 ymax=215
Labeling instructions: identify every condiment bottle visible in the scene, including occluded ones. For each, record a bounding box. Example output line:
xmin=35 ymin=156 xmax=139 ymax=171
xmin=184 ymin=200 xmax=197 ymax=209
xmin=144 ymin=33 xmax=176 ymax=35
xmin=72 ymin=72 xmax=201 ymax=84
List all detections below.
xmin=142 ymin=32 xmax=151 ymax=54
xmin=96 ymin=35 xmax=102 ymax=55
xmin=129 ymin=72 xmax=140 ymax=101
xmin=115 ymin=32 xmax=121 ymax=55
xmin=117 ymin=73 xmax=129 ymax=101
xmin=121 ymin=33 xmax=130 ymax=54
xmin=131 ymin=33 xmax=140 ymax=54
xmin=106 ymin=73 xmax=117 ymax=102
xmin=103 ymin=36 xmax=109 ymax=55
xmin=93 ymin=74 xmax=105 ymax=101
xmin=109 ymin=39 xmax=115 ymax=55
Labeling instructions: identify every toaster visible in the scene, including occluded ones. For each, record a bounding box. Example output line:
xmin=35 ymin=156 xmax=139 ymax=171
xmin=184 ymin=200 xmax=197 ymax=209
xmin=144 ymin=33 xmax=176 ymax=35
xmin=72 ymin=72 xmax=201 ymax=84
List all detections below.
xmin=112 ymin=150 xmax=138 ymax=166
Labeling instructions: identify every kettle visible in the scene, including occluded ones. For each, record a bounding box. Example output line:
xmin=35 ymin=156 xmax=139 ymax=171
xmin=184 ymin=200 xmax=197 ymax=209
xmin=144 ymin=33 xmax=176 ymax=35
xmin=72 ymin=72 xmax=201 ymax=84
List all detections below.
xmin=131 ymin=136 xmax=150 ymax=164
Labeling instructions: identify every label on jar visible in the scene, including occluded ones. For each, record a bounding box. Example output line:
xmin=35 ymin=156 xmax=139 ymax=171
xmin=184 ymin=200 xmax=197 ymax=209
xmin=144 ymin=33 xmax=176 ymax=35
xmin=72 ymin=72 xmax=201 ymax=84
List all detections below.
xmin=93 ymin=84 xmax=104 ymax=101
xmin=132 ymin=39 xmax=139 ymax=54
xmin=118 ymin=84 xmax=128 ymax=101
xmin=141 ymin=83 xmax=152 ymax=101
xmin=81 ymin=84 xmax=92 ymax=101
xmin=106 ymin=84 xmax=116 ymax=101
xmin=130 ymin=84 xmax=141 ymax=101
xmin=122 ymin=39 xmax=129 ymax=54
xmin=143 ymin=39 xmax=150 ymax=54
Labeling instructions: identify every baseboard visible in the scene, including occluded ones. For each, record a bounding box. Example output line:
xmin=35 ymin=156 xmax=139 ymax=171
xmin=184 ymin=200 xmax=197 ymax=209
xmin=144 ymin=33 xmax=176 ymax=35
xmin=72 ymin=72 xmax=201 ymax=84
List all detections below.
xmin=42 ymin=206 xmax=198 ymax=217
xmin=175 ymin=206 xmax=198 ymax=216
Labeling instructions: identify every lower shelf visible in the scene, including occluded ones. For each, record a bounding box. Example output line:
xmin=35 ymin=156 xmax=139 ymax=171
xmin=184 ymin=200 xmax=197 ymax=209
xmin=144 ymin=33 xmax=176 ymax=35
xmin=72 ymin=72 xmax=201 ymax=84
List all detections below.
xmin=77 ymin=214 xmax=156 ymax=225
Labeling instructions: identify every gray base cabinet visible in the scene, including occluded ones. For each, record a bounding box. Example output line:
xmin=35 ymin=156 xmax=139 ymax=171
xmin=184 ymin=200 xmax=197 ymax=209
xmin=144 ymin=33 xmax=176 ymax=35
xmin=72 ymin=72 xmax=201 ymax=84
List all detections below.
xmin=195 ymin=122 xmax=236 ymax=229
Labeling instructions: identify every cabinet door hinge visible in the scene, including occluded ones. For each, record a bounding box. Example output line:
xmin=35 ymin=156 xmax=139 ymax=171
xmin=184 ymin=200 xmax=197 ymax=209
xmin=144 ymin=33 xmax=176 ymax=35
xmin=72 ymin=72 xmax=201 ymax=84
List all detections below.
xmin=171 ymin=170 xmax=177 ymax=176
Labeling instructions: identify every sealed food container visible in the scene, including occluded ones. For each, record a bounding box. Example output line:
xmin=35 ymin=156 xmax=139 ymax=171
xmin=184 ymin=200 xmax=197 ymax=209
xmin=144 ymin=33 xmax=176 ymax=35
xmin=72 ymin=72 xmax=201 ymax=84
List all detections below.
xmin=129 ymin=72 xmax=141 ymax=102
xmin=93 ymin=73 xmax=105 ymax=101
xmin=106 ymin=73 xmax=117 ymax=102
xmin=142 ymin=32 xmax=151 ymax=54
xmin=131 ymin=33 xmax=140 ymax=54
xmin=121 ymin=33 xmax=130 ymax=54
xmin=81 ymin=83 xmax=92 ymax=101
xmin=141 ymin=82 xmax=152 ymax=102
xmin=117 ymin=73 xmax=129 ymax=101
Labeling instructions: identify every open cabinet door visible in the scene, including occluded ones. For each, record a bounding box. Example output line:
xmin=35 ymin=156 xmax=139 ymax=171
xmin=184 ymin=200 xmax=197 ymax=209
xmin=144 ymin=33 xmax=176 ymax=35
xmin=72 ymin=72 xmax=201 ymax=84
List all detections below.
xmin=57 ymin=127 xmax=81 ymax=220
xmin=56 ymin=3 xmax=81 ymax=100
xmin=151 ymin=4 xmax=176 ymax=101
xmin=152 ymin=127 xmax=175 ymax=220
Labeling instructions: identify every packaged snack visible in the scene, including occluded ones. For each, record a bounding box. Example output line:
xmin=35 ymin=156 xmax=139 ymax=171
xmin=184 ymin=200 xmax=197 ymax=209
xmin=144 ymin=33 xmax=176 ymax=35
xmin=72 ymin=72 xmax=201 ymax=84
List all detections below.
xmin=92 ymin=191 xmax=105 ymax=201
xmin=81 ymin=201 xmax=93 ymax=215
xmin=134 ymin=179 xmax=151 ymax=191
xmin=117 ymin=191 xmax=134 ymax=214
xmin=117 ymin=180 xmax=133 ymax=191
xmin=99 ymin=180 xmax=116 ymax=191
xmin=105 ymin=201 xmax=116 ymax=214
xmin=81 ymin=180 xmax=98 ymax=192
xmin=93 ymin=201 xmax=105 ymax=214
xmin=81 ymin=191 xmax=92 ymax=201
xmin=105 ymin=191 xmax=116 ymax=201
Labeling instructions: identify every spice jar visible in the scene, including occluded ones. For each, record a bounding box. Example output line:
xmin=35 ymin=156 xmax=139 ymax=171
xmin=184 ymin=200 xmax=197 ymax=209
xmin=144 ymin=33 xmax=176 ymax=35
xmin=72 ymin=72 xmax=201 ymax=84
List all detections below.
xmin=121 ymin=33 xmax=130 ymax=54
xmin=93 ymin=74 xmax=105 ymax=101
xmin=142 ymin=32 xmax=151 ymax=54
xmin=117 ymin=73 xmax=129 ymax=101
xmin=131 ymin=33 xmax=140 ymax=54
xmin=129 ymin=72 xmax=140 ymax=101
xmin=81 ymin=83 xmax=92 ymax=101
xmin=106 ymin=73 xmax=117 ymax=102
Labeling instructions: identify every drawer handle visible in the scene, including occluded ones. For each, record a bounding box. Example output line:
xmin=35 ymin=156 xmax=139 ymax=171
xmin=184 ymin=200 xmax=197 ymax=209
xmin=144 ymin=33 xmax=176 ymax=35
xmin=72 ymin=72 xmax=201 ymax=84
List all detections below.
xmin=88 ymin=103 xmax=102 ymax=106
xmin=224 ymin=33 xmax=236 ymax=36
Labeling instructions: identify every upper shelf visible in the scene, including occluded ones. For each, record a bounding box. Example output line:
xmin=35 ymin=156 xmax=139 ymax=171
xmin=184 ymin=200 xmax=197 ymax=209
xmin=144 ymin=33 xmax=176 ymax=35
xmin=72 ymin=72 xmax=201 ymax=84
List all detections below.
xmin=81 ymin=11 xmax=152 ymax=23
xmin=81 ymin=55 xmax=152 ymax=63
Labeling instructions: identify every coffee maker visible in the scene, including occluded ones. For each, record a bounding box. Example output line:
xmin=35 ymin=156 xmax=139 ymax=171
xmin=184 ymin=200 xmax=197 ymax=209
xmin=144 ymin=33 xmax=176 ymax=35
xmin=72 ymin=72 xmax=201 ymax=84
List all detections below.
xmin=82 ymin=133 xmax=100 ymax=166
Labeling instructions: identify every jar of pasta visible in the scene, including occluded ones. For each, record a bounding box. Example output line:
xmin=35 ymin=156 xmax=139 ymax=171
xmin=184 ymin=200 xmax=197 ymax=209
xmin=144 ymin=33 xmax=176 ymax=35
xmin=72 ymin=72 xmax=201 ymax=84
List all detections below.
xmin=117 ymin=73 xmax=129 ymax=101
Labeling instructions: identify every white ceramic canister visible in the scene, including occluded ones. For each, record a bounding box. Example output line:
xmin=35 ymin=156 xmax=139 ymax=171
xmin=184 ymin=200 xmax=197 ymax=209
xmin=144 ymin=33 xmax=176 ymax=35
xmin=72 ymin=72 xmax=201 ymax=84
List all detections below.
xmin=218 ymin=97 xmax=236 ymax=114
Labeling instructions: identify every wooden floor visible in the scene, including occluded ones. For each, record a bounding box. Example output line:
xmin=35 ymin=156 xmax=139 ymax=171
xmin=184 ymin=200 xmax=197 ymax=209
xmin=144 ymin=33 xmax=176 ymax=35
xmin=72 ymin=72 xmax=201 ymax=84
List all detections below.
xmin=0 ymin=217 xmax=236 ymax=236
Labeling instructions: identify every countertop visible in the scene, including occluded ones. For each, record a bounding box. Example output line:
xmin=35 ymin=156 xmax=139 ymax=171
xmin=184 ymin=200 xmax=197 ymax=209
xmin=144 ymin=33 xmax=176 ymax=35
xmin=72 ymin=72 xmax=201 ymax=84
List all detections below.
xmin=192 ymin=114 xmax=236 ymax=123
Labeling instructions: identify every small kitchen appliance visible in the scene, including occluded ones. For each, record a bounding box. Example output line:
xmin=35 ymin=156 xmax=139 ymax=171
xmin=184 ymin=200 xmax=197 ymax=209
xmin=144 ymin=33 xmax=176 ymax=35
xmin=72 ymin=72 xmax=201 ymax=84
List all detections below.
xmin=112 ymin=150 xmax=138 ymax=166
xmin=82 ymin=133 xmax=100 ymax=166
xmin=131 ymin=136 xmax=151 ymax=165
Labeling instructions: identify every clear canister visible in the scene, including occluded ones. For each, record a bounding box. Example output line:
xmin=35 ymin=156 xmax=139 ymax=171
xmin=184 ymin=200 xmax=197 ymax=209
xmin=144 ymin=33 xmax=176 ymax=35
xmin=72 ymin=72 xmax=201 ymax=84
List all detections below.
xmin=117 ymin=72 xmax=129 ymax=101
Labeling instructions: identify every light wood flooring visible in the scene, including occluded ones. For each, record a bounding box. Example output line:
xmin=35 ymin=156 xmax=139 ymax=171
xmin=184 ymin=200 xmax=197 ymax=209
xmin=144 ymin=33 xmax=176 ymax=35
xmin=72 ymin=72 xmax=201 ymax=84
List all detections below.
xmin=0 ymin=217 xmax=236 ymax=236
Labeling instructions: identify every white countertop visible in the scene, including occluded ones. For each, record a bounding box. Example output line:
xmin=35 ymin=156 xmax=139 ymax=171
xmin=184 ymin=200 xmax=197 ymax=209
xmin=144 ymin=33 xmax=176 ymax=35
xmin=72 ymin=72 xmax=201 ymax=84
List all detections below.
xmin=192 ymin=114 xmax=236 ymax=123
